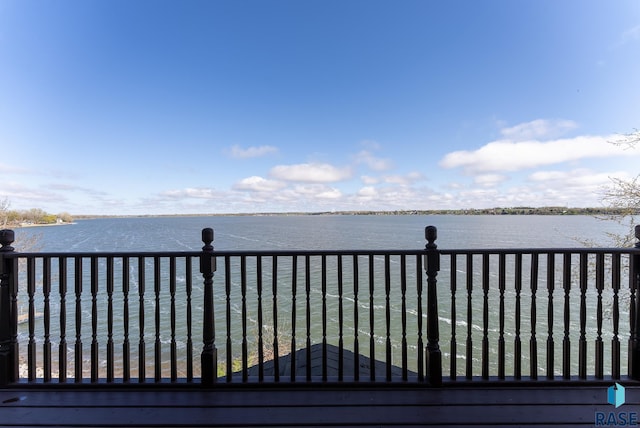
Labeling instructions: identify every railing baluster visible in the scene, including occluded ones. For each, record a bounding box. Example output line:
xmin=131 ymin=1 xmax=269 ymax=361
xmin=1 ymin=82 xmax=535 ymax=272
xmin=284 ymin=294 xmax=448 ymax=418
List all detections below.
xmin=122 ymin=257 xmax=130 ymax=382
xmin=241 ymin=256 xmax=248 ymax=382
xmin=43 ymin=257 xmax=51 ymax=382
xmin=530 ymin=253 xmax=538 ymax=380
xmin=449 ymin=254 xmax=457 ymax=380
xmin=305 ymin=255 xmax=311 ymax=382
xmin=138 ymin=257 xmax=146 ymax=382
xmin=169 ymin=257 xmax=177 ymax=382
xmin=154 ymin=256 xmax=161 ymax=382
xmin=107 ymin=257 xmax=114 ymax=382
xmin=400 ymin=254 xmax=408 ymax=381
xmin=595 ymin=252 xmax=604 ymax=379
xmin=546 ymin=253 xmax=554 ymax=380
xmin=385 ymin=254 xmax=392 ymax=381
xmin=416 ymin=254 xmax=423 ymax=382
xmin=368 ymin=254 xmax=375 ymax=381
xmin=91 ymin=256 xmax=99 ymax=382
xmin=290 ymin=256 xmax=297 ymax=381
xmin=200 ymin=228 xmax=216 ymax=385
xmin=562 ymin=253 xmax=571 ymax=380
xmin=0 ymin=230 xmax=18 ymax=385
xmin=185 ymin=257 xmax=193 ymax=382
xmin=353 ymin=255 xmax=360 ymax=381
xmin=482 ymin=253 xmax=489 ymax=380
xmin=256 ymin=255 xmax=264 ymax=381
xmin=59 ymin=257 xmax=67 ymax=383
xmin=514 ymin=253 xmax=522 ymax=379
xmin=465 ymin=254 xmax=473 ymax=380
xmin=74 ymin=256 xmax=82 ymax=382
xmin=612 ymin=253 xmax=621 ymax=380
xmin=272 ymin=256 xmax=280 ymax=381
xmin=338 ymin=255 xmax=344 ymax=381
xmin=322 ymin=255 xmax=328 ymax=381
xmin=225 ymin=256 xmax=232 ymax=382
xmin=27 ymin=257 xmax=36 ymax=381
xmin=579 ymin=253 xmax=587 ymax=380
xmin=498 ymin=253 xmax=505 ymax=380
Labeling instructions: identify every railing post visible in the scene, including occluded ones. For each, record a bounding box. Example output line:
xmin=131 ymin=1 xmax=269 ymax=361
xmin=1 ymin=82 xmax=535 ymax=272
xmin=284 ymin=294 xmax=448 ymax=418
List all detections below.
xmin=200 ymin=228 xmax=217 ymax=385
xmin=424 ymin=226 xmax=442 ymax=386
xmin=0 ymin=230 xmax=18 ymax=385
xmin=630 ymin=226 xmax=640 ymax=380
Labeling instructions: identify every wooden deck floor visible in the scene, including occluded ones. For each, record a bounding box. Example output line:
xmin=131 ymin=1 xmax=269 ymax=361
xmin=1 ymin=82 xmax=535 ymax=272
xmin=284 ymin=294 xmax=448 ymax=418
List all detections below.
xmin=0 ymin=384 xmax=636 ymax=427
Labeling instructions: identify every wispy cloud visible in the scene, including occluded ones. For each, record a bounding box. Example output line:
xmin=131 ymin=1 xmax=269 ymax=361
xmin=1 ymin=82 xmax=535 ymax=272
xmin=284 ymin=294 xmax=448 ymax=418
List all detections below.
xmin=270 ymin=163 xmax=352 ymax=183
xmin=500 ymin=119 xmax=578 ymax=141
xmin=354 ymin=150 xmax=394 ymax=171
xmin=227 ymin=145 xmax=278 ymax=159
xmin=233 ymin=176 xmax=286 ymax=192
xmin=440 ymin=130 xmax=637 ymax=174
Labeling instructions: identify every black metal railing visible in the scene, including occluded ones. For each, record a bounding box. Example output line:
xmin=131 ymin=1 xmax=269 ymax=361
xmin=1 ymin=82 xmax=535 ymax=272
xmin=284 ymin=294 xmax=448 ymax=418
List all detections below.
xmin=1 ymin=226 xmax=640 ymax=387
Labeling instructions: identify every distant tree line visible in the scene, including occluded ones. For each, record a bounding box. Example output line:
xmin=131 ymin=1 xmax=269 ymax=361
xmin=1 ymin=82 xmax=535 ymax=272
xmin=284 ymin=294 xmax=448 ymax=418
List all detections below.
xmin=1 ymin=198 xmax=73 ymax=227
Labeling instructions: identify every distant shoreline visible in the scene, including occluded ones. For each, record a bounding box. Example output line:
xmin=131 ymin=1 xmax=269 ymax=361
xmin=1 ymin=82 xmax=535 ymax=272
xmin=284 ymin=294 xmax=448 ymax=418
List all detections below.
xmin=70 ymin=206 xmax=635 ymax=219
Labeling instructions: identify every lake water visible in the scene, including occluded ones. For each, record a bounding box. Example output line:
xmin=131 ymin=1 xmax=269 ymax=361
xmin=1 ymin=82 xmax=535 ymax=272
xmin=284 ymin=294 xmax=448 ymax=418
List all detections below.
xmin=10 ymin=215 xmax=635 ymax=380
xmin=12 ymin=214 xmax=632 ymax=252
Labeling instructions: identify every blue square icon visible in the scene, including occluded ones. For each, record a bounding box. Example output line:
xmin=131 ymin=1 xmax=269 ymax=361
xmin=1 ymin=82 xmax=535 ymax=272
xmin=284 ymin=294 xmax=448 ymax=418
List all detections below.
xmin=608 ymin=383 xmax=625 ymax=408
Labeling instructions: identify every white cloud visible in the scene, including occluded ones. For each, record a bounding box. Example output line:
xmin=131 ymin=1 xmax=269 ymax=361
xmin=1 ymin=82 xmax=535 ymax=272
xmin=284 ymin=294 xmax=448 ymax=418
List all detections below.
xmin=354 ymin=150 xmax=394 ymax=171
xmin=500 ymin=119 xmax=578 ymax=141
xmin=161 ymin=188 xmax=221 ymax=199
xmin=383 ymin=172 xmax=424 ymax=185
xmin=270 ymin=163 xmax=352 ymax=182
xmin=528 ymin=169 xmax=629 ymax=188
xmin=618 ymin=24 xmax=640 ymax=47
xmin=440 ymin=134 xmax=635 ymax=173
xmin=228 ymin=145 xmax=278 ymax=159
xmin=361 ymin=175 xmax=379 ymax=185
xmin=233 ymin=176 xmax=285 ymax=192
xmin=474 ymin=174 xmax=507 ymax=186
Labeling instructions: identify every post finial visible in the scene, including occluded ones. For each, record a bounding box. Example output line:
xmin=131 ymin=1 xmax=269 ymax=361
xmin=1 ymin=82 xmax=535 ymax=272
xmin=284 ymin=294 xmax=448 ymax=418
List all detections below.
xmin=425 ymin=226 xmax=437 ymax=250
xmin=0 ymin=229 xmax=15 ymax=252
xmin=202 ymin=228 xmax=214 ymax=252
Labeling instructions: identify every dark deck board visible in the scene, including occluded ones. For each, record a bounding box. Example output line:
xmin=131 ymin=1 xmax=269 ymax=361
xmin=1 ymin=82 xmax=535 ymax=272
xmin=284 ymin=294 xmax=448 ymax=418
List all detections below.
xmin=0 ymin=385 xmax=632 ymax=427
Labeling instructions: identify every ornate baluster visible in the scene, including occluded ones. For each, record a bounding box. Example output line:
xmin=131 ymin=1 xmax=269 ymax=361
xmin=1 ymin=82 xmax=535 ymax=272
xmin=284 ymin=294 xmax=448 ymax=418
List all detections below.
xmin=562 ymin=253 xmax=571 ymax=380
xmin=74 ymin=256 xmax=83 ymax=382
xmin=138 ymin=257 xmax=146 ymax=382
xmin=579 ymin=253 xmax=587 ymax=379
xmin=169 ymin=257 xmax=177 ymax=382
xmin=122 ymin=257 xmax=130 ymax=382
xmin=530 ymin=253 xmax=538 ymax=380
xmin=450 ymin=254 xmax=457 ymax=380
xmin=305 ymin=255 xmax=311 ymax=381
xmin=338 ymin=255 xmax=344 ymax=381
xmin=27 ymin=257 xmax=35 ymax=381
xmin=107 ymin=257 xmax=114 ymax=382
xmin=425 ymin=226 xmax=441 ymax=386
xmin=58 ymin=257 xmax=67 ymax=383
xmin=290 ymin=256 xmax=297 ymax=381
xmin=322 ymin=255 xmax=328 ymax=381
xmin=272 ymin=256 xmax=279 ymax=381
xmin=385 ymin=254 xmax=392 ymax=381
xmin=91 ymin=257 xmax=99 ymax=383
xmin=498 ymin=253 xmax=506 ymax=380
xmin=514 ymin=253 xmax=522 ymax=379
xmin=154 ymin=256 xmax=161 ymax=382
xmin=368 ymin=254 xmax=375 ymax=381
xmin=256 ymin=255 xmax=264 ymax=381
xmin=546 ymin=253 xmax=554 ymax=380
xmin=240 ymin=256 xmax=247 ymax=382
xmin=416 ymin=255 xmax=424 ymax=381
xmin=482 ymin=253 xmax=489 ymax=380
xmin=595 ymin=252 xmax=604 ymax=379
xmin=185 ymin=257 xmax=193 ymax=382
xmin=43 ymin=257 xmax=51 ymax=382
xmin=465 ymin=254 xmax=473 ymax=380
xmin=612 ymin=252 xmax=621 ymax=380
xmin=400 ymin=254 xmax=408 ymax=381
xmin=224 ymin=256 xmax=232 ymax=382
xmin=353 ymin=255 xmax=360 ymax=381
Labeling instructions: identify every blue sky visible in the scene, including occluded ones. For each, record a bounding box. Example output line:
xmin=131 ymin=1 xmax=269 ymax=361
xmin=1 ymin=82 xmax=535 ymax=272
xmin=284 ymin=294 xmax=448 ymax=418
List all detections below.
xmin=1 ymin=0 xmax=639 ymax=215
